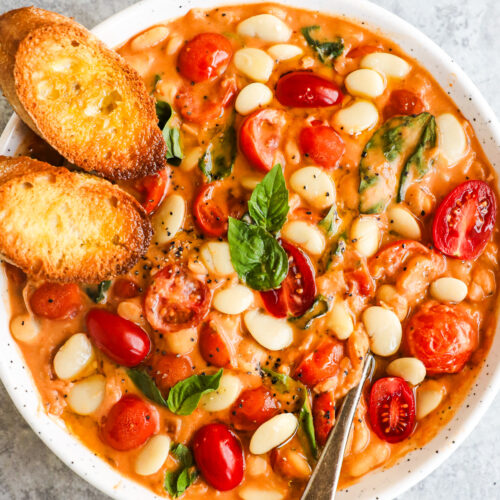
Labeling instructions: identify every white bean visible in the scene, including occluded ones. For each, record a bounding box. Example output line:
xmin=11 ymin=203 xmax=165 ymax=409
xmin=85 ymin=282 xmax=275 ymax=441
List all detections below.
xmin=430 ymin=277 xmax=468 ymax=303
xmin=244 ymin=309 xmax=293 ymax=351
xmin=333 ymin=100 xmax=379 ymax=135
xmin=387 ymin=205 xmax=422 ymax=240
xmin=10 ymin=314 xmax=40 ymax=342
xmin=117 ymin=300 xmax=143 ymax=323
xmin=239 ymin=487 xmax=284 ymax=500
xmin=180 ymin=147 xmax=202 ymax=172
xmin=237 ymin=14 xmax=292 ymax=42
xmin=234 ymin=48 xmax=274 ymax=82
xmin=387 ymin=357 xmax=426 ymax=386
xmin=67 ymin=375 xmax=106 ymax=415
xmin=416 ymin=384 xmax=444 ymax=419
xmin=165 ymin=328 xmax=197 ymax=355
xmin=235 ymin=83 xmax=273 ymax=115
xmin=200 ymin=373 xmax=243 ymax=412
xmin=240 ymin=174 xmax=264 ymax=191
xmin=200 ymin=242 xmax=235 ymax=276
xmin=152 ymin=194 xmax=185 ymax=245
xmin=213 ymin=284 xmax=254 ymax=315
xmin=345 ymin=69 xmax=386 ymax=99
xmin=289 ymin=167 xmax=335 ymax=209
xmin=436 ymin=113 xmax=467 ymax=164
xmin=135 ymin=435 xmax=171 ymax=476
xmin=362 ymin=306 xmax=402 ymax=357
xmin=281 ymin=221 xmax=325 ymax=256
xmin=326 ymin=300 xmax=354 ymax=340
xmin=166 ymin=35 xmax=183 ymax=55
xmin=268 ymin=44 xmax=303 ymax=61
xmin=350 ymin=216 xmax=380 ymax=257
xmin=250 ymin=413 xmax=298 ymax=454
xmin=376 ymin=284 xmax=408 ymax=321
xmin=53 ymin=333 xmax=95 ymax=381
xmin=131 ymin=26 xmax=169 ymax=51
xmin=360 ymin=52 xmax=411 ymax=78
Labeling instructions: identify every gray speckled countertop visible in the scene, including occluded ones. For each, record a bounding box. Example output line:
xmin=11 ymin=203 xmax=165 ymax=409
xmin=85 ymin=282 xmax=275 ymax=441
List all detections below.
xmin=0 ymin=0 xmax=498 ymax=498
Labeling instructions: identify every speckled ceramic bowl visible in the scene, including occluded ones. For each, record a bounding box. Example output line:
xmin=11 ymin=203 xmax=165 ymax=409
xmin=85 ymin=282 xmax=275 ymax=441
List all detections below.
xmin=0 ymin=0 xmax=499 ymax=499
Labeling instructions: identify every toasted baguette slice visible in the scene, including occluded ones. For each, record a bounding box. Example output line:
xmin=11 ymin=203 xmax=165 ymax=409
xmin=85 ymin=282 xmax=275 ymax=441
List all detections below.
xmin=0 ymin=7 xmax=166 ymax=180
xmin=0 ymin=156 xmax=152 ymax=283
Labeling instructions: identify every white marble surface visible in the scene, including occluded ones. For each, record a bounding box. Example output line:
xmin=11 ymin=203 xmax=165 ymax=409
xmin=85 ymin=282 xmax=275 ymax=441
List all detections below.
xmin=0 ymin=0 xmax=498 ymax=498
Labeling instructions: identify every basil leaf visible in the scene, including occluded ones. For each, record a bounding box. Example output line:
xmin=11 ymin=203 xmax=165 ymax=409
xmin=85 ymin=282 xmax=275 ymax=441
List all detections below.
xmin=152 ymin=73 xmax=162 ymax=93
xmin=228 ymin=218 xmax=288 ymax=291
xmin=299 ymin=386 xmax=318 ymax=458
xmin=302 ymin=25 xmax=344 ymax=66
xmin=318 ymin=205 xmax=340 ymax=236
xmin=322 ymin=232 xmax=348 ymax=273
xmin=156 ymin=100 xmax=173 ymax=130
xmin=289 ymin=295 xmax=329 ymax=330
xmin=261 ymin=367 xmax=293 ymax=393
xmin=155 ymin=100 xmax=183 ymax=166
xmin=86 ymin=280 xmax=111 ymax=303
xmin=165 ymin=460 xmax=198 ymax=498
xmin=127 ymin=369 xmax=168 ymax=407
xmin=199 ymin=125 xmax=237 ymax=182
xmin=167 ymin=369 xmax=223 ymax=415
xmin=171 ymin=443 xmax=194 ymax=468
xmin=248 ymin=164 xmax=289 ymax=233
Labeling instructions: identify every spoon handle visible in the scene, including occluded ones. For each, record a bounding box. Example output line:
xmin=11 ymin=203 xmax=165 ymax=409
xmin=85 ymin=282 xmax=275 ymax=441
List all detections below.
xmin=300 ymin=353 xmax=375 ymax=500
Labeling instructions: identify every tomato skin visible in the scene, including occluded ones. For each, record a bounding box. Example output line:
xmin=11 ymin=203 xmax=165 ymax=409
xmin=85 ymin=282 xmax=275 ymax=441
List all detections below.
xmin=178 ymin=33 xmax=232 ymax=82
xmin=383 ymin=89 xmax=425 ymax=119
xmin=113 ymin=278 xmax=140 ymax=299
xmin=135 ymin=168 xmax=170 ymax=215
xmin=86 ymin=309 xmax=150 ymax=366
xmin=406 ymin=301 xmax=478 ymax=374
xmin=239 ymin=109 xmax=286 ymax=172
xmin=230 ymin=386 xmax=281 ymax=431
xmin=343 ymin=250 xmax=375 ymax=298
xmin=30 ymin=283 xmax=83 ymax=320
xmin=199 ymin=322 xmax=231 ymax=367
xmin=144 ymin=264 xmax=211 ymax=333
xmin=152 ymin=354 xmax=194 ymax=391
xmin=192 ymin=423 xmax=244 ymax=491
xmin=369 ymin=377 xmax=416 ymax=444
xmin=299 ymin=125 xmax=345 ymax=168
xmin=270 ymin=445 xmax=311 ymax=480
xmin=346 ymin=44 xmax=380 ymax=58
xmin=432 ymin=180 xmax=497 ymax=260
xmin=101 ymin=395 xmax=159 ymax=451
xmin=313 ymin=392 xmax=335 ymax=446
xmin=275 ymin=72 xmax=343 ymax=108
xmin=294 ymin=340 xmax=344 ymax=387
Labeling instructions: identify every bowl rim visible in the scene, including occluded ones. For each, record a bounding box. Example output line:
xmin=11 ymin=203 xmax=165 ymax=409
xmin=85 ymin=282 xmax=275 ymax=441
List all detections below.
xmin=0 ymin=0 xmax=499 ymax=499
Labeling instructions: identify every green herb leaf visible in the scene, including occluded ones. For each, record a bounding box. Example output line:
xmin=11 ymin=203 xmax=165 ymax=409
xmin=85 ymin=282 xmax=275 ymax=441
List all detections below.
xmin=321 ymin=232 xmax=348 ymax=273
xmin=248 ymin=164 xmax=289 ymax=233
xmin=228 ymin=218 xmax=289 ymax=291
xmin=261 ymin=367 xmax=294 ymax=393
xmin=199 ymin=124 xmax=237 ymax=182
xmin=299 ymin=387 xmax=318 ymax=458
xmin=171 ymin=443 xmax=194 ymax=468
xmin=155 ymin=100 xmax=183 ymax=166
xmin=127 ymin=369 xmax=168 ymax=407
xmin=164 ymin=444 xmax=198 ymax=499
xmin=289 ymin=295 xmax=329 ymax=330
xmin=152 ymin=73 xmax=162 ymax=92
xmin=301 ymin=25 xmax=344 ymax=66
xmin=318 ymin=205 xmax=340 ymax=236
xmin=86 ymin=280 xmax=111 ymax=303
xmin=167 ymin=369 xmax=223 ymax=415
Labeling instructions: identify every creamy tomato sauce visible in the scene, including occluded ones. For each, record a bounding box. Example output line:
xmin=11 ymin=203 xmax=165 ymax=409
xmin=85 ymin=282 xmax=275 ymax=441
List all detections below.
xmin=5 ymin=3 xmax=500 ymax=499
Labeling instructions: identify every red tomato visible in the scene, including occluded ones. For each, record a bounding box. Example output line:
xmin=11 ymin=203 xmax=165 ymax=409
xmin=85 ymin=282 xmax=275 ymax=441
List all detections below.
xmin=270 ymin=445 xmax=311 ymax=480
xmin=383 ymin=89 xmax=425 ymax=118
xmin=294 ymin=340 xmax=344 ymax=387
xmin=86 ymin=309 xmax=151 ymax=366
xmin=30 ymin=283 xmax=83 ymax=320
xmin=406 ymin=301 xmax=478 ymax=374
xmin=275 ymin=72 xmax=343 ymax=108
xmin=346 ymin=45 xmax=381 ymax=58
xmin=299 ymin=124 xmax=345 ymax=168
xmin=313 ymin=391 xmax=335 ymax=446
xmin=152 ymin=354 xmax=194 ymax=391
xmin=260 ymin=240 xmax=316 ymax=318
xmin=101 ymin=395 xmax=159 ymax=451
xmin=113 ymin=278 xmax=140 ymax=299
xmin=369 ymin=377 xmax=416 ymax=444
xmin=178 ymin=33 xmax=232 ymax=83
xmin=230 ymin=386 xmax=281 ymax=431
xmin=135 ymin=168 xmax=170 ymax=215
xmin=144 ymin=264 xmax=211 ymax=333
xmin=343 ymin=250 xmax=375 ymax=298
xmin=199 ymin=322 xmax=231 ymax=367
xmin=432 ymin=180 xmax=497 ymax=260
xmin=192 ymin=423 xmax=244 ymax=491
xmin=239 ymin=109 xmax=286 ymax=172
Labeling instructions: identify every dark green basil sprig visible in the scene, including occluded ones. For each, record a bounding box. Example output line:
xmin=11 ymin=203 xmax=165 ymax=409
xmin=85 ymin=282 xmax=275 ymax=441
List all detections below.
xmin=164 ymin=443 xmax=199 ymax=498
xmin=155 ymin=100 xmax=183 ymax=166
xmin=302 ymin=25 xmax=344 ymax=65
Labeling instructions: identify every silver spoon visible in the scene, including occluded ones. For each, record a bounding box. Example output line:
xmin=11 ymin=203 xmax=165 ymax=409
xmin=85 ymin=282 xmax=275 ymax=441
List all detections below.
xmin=301 ymin=353 xmax=375 ymax=500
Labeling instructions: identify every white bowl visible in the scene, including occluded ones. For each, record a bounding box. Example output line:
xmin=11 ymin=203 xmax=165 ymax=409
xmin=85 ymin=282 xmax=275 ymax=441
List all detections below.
xmin=0 ymin=1 xmax=499 ymax=499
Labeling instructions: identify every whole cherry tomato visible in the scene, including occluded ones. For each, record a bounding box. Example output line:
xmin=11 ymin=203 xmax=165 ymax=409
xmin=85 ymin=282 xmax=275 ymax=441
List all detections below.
xmin=299 ymin=124 xmax=345 ymax=168
xmin=275 ymin=72 xmax=343 ymax=108
xmin=86 ymin=309 xmax=151 ymax=367
xmin=192 ymin=423 xmax=244 ymax=491
xmin=432 ymin=180 xmax=497 ymax=260
xmin=113 ymin=278 xmax=140 ymax=299
xmin=199 ymin=322 xmax=231 ymax=367
xmin=312 ymin=391 xmax=335 ymax=446
xmin=369 ymin=377 xmax=416 ymax=443
xmin=101 ymin=395 xmax=159 ymax=451
xmin=30 ymin=282 xmax=83 ymax=320
xmin=152 ymin=354 xmax=194 ymax=391
xmin=135 ymin=168 xmax=170 ymax=215
xmin=230 ymin=386 xmax=281 ymax=431
xmin=178 ymin=33 xmax=233 ymax=82
xmin=405 ymin=301 xmax=478 ymax=374
xmin=383 ymin=89 xmax=425 ymax=118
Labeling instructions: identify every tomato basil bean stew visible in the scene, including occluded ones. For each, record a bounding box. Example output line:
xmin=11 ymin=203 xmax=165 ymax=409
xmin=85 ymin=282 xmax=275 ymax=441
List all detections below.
xmin=5 ymin=3 xmax=500 ymax=498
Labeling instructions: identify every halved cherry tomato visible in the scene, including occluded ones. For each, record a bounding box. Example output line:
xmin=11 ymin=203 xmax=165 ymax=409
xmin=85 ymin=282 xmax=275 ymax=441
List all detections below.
xmin=113 ymin=278 xmax=140 ymax=299
xmin=192 ymin=423 xmax=244 ymax=491
xmin=383 ymin=89 xmax=425 ymax=119
xmin=299 ymin=124 xmax=345 ymax=168
xmin=135 ymin=168 xmax=170 ymax=215
xmin=405 ymin=301 xmax=478 ymax=374
xmin=86 ymin=309 xmax=151 ymax=366
xmin=151 ymin=354 xmax=194 ymax=391
xmin=178 ymin=33 xmax=233 ymax=83
xmin=30 ymin=283 xmax=83 ymax=320
xmin=239 ymin=109 xmax=286 ymax=172
xmin=312 ymin=391 xmax=335 ymax=446
xmin=230 ymin=386 xmax=281 ymax=431
xmin=294 ymin=340 xmax=344 ymax=387
xmin=199 ymin=322 xmax=231 ymax=367
xmin=270 ymin=444 xmax=311 ymax=480
xmin=275 ymin=72 xmax=343 ymax=108
xmin=260 ymin=240 xmax=316 ymax=318
xmin=369 ymin=377 xmax=416 ymax=444
xmin=343 ymin=250 xmax=375 ymax=298
xmin=144 ymin=264 xmax=211 ymax=333
xmin=101 ymin=395 xmax=159 ymax=451
xmin=346 ymin=44 xmax=381 ymax=58
xmin=432 ymin=180 xmax=497 ymax=260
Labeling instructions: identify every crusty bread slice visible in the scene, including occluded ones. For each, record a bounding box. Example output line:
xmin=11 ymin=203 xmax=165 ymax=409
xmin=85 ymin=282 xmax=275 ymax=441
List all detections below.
xmin=0 ymin=155 xmax=152 ymax=283
xmin=0 ymin=7 xmax=166 ymax=180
